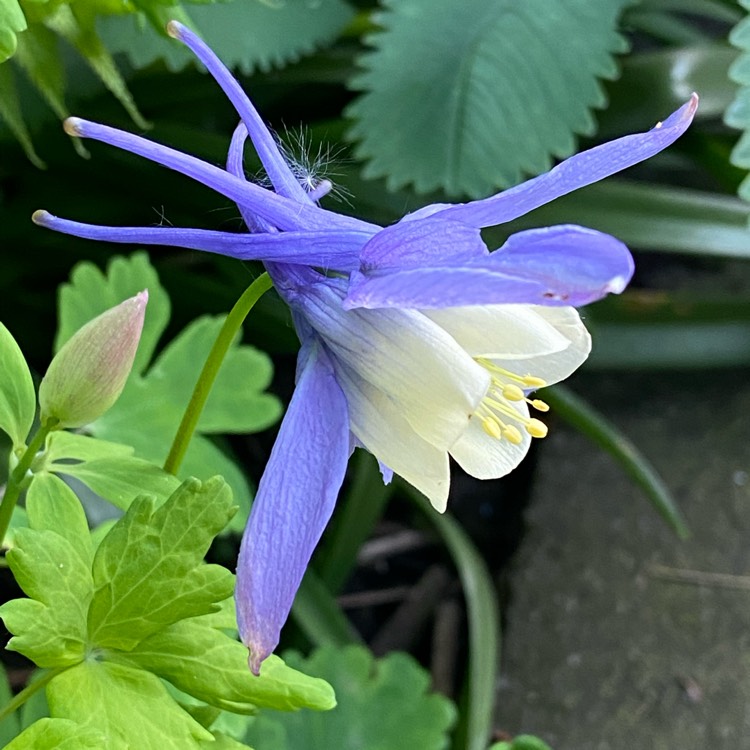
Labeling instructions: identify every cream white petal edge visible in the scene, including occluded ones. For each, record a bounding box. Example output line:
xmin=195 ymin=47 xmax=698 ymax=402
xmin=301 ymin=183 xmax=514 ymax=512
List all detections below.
xmin=424 ymin=304 xmax=572 ymax=360
xmin=335 ymin=361 xmax=451 ymax=512
xmin=449 ymin=399 xmax=532 ymax=480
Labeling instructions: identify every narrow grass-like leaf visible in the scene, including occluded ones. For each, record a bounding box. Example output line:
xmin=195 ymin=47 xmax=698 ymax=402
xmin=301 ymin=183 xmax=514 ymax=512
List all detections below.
xmin=347 ymin=0 xmax=631 ymax=196
xmin=292 ymin=571 xmax=362 ymax=648
xmin=315 ymin=450 xmax=393 ymax=594
xmin=405 ymin=486 xmax=500 ymax=750
xmin=543 ymin=385 xmax=689 ymax=539
xmin=491 ymin=180 xmax=750 ymax=259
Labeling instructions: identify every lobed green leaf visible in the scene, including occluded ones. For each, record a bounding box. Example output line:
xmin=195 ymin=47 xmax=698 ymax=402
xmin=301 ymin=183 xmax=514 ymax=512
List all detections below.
xmin=3 ymin=717 xmax=104 ymax=750
xmin=118 ymin=614 xmax=337 ymax=713
xmin=244 ymin=646 xmax=455 ymax=750
xmin=46 ymin=661 xmax=214 ymax=749
xmin=98 ymin=0 xmax=355 ymax=75
xmin=26 ymin=471 xmax=93 ymax=568
xmin=726 ymin=0 xmax=750 ymax=204
xmin=0 ymin=0 xmax=26 ymax=62
xmin=0 ymin=322 xmax=35 ymax=449
xmin=347 ymin=0 xmax=631 ymax=197
xmin=43 ymin=430 xmax=134 ymax=464
xmin=87 ymin=476 xmax=236 ymax=649
xmin=53 ymin=455 xmax=181 ymax=511
xmin=0 ymin=528 xmax=94 ymax=666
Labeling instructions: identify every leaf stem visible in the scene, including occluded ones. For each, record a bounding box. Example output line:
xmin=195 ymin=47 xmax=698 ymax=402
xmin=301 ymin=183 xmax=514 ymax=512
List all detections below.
xmin=0 ymin=666 xmax=66 ymax=723
xmin=163 ymin=272 xmax=273 ymax=475
xmin=0 ymin=418 xmax=58 ymax=545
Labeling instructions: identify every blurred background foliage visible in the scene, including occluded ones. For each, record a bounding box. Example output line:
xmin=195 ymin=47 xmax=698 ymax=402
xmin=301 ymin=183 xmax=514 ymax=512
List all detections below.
xmin=2 ymin=0 xmax=750 ymax=748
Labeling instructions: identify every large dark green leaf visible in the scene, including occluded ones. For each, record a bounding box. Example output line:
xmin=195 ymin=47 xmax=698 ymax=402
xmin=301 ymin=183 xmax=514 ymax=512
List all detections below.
xmin=347 ymin=0 xmax=631 ymax=197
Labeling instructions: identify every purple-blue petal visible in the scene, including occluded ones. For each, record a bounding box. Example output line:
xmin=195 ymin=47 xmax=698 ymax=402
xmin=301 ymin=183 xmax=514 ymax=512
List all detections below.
xmin=168 ymin=22 xmax=311 ymax=205
xmin=344 ymin=224 xmax=633 ymax=310
xmin=235 ymin=339 xmax=349 ymax=674
xmin=63 ymin=117 xmax=374 ymax=234
xmin=358 ymin=218 xmax=488 ymax=272
xmin=32 ymin=211 xmax=367 ymax=271
xmin=432 ymin=95 xmax=698 ymax=229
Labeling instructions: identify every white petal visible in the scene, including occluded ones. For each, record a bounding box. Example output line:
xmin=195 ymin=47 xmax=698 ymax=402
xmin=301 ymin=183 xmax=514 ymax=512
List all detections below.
xmin=490 ymin=305 xmax=590 ymax=386
xmin=335 ymin=361 xmax=450 ymax=511
xmin=302 ymin=285 xmax=489 ymax=450
xmin=424 ymin=304 xmax=571 ymax=359
xmin=449 ymin=402 xmax=532 ymax=480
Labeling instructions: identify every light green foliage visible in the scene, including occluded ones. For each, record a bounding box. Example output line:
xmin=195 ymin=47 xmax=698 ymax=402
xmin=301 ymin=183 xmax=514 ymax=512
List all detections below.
xmin=56 ymin=253 xmax=281 ymax=528
xmin=99 ymin=0 xmax=356 ymax=74
xmin=25 ymin=471 xmax=93 ymax=567
xmin=244 ymin=645 xmax=456 ymax=750
xmin=0 ymin=0 xmax=25 ymax=62
xmin=87 ymin=476 xmax=236 ymax=649
xmin=4 ymin=718 xmax=104 ymax=749
xmin=40 ymin=416 xmax=181 ymax=512
xmin=1 ymin=528 xmax=94 ymax=666
xmin=489 ymin=736 xmax=553 ymax=750
xmin=119 ymin=615 xmax=337 ymax=713
xmin=346 ymin=0 xmax=631 ymax=197
xmin=46 ymin=661 xmax=214 ymax=749
xmin=0 ymin=322 xmax=35 ymax=449
xmin=726 ymin=0 xmax=750 ymax=204
xmin=1 ymin=476 xmax=333 ymax=746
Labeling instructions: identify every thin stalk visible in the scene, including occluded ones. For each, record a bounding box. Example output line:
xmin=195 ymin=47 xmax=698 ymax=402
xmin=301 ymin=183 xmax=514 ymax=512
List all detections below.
xmin=0 ymin=419 xmax=58 ymax=544
xmin=163 ymin=272 xmax=273 ymax=475
xmin=0 ymin=667 xmax=66 ymax=723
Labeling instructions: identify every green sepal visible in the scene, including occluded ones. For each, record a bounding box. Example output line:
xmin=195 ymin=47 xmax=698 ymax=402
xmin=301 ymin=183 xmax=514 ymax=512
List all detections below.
xmin=46 ymin=661 xmax=214 ymax=749
xmin=0 ymin=322 xmax=36 ymax=449
xmin=3 ymin=718 xmax=104 ymax=749
xmin=51 ymin=455 xmax=181 ymax=511
xmin=117 ymin=614 xmax=337 ymax=713
xmin=26 ymin=471 xmax=93 ymax=567
xmin=87 ymin=476 xmax=236 ymax=650
xmin=0 ymin=528 xmax=94 ymax=666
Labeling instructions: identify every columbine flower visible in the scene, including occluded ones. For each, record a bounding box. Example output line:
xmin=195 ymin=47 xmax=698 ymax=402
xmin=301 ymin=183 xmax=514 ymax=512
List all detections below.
xmin=32 ymin=23 xmax=697 ymax=673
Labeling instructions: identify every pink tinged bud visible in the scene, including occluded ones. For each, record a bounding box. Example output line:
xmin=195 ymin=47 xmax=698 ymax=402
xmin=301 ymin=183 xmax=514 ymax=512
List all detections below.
xmin=38 ymin=291 xmax=148 ymax=428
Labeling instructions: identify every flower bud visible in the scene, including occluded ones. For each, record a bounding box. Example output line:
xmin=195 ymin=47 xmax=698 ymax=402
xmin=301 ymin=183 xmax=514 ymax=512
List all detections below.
xmin=39 ymin=291 xmax=148 ymax=428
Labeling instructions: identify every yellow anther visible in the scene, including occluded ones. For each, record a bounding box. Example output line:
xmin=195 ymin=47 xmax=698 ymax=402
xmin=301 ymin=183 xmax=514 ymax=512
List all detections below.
xmin=530 ymin=399 xmax=549 ymax=412
xmin=502 ymin=425 xmax=523 ymax=444
xmin=525 ymin=418 xmax=548 ymax=438
xmin=481 ymin=416 xmax=503 ymax=439
xmin=522 ymin=375 xmax=547 ymax=388
xmin=502 ymin=384 xmax=525 ymax=401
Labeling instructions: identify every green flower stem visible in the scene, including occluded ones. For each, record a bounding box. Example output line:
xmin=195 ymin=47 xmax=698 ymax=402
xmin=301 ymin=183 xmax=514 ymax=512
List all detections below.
xmin=0 ymin=666 xmax=66 ymax=723
xmin=164 ymin=272 xmax=274 ymax=475
xmin=0 ymin=418 xmax=58 ymax=546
